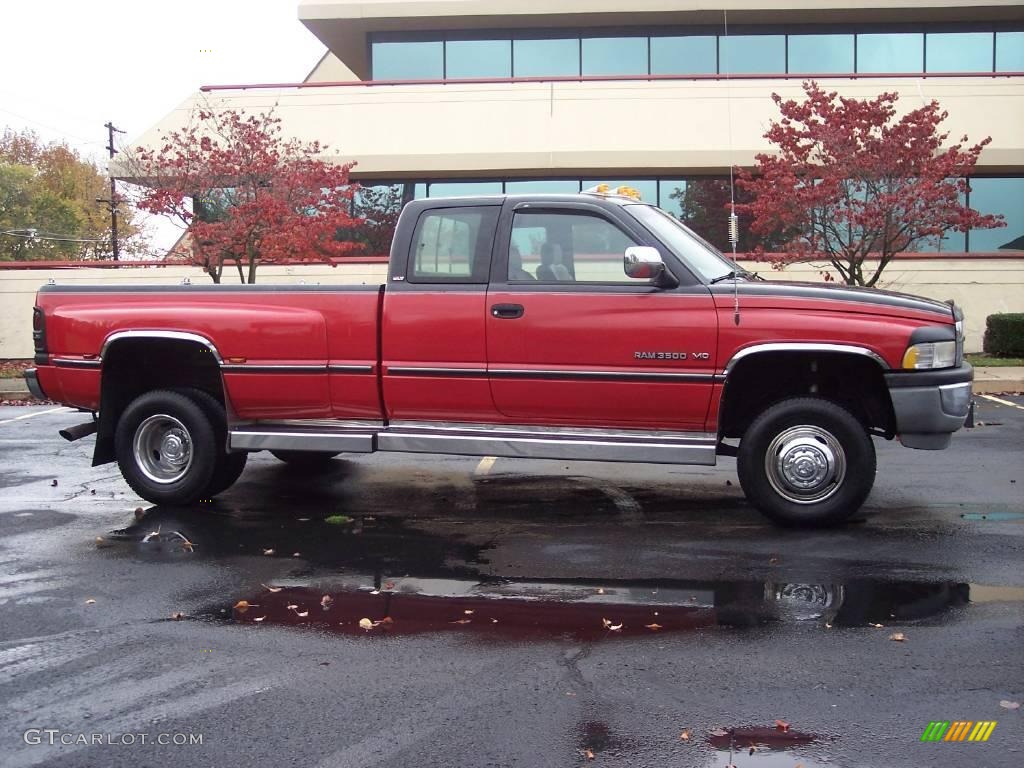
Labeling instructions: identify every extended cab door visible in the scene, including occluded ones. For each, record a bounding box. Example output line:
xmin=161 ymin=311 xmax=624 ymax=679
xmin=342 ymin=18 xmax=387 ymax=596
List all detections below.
xmin=485 ymin=200 xmax=718 ymax=431
xmin=380 ymin=200 xmax=502 ymax=422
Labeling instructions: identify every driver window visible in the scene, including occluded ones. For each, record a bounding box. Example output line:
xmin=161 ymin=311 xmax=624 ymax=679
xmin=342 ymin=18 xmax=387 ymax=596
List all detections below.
xmin=508 ymin=211 xmax=640 ymax=283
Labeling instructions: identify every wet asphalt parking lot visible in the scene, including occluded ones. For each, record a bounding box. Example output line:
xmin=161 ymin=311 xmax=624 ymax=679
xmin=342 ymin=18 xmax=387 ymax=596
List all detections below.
xmin=0 ymin=397 xmax=1022 ymax=768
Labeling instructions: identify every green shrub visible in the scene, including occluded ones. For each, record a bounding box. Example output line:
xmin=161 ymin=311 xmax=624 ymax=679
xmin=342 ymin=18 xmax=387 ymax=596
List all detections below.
xmin=983 ymin=313 xmax=1024 ymax=357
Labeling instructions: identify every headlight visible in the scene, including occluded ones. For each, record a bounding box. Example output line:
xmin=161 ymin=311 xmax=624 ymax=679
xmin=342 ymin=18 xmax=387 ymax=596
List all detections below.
xmin=902 ymin=341 xmax=957 ymax=369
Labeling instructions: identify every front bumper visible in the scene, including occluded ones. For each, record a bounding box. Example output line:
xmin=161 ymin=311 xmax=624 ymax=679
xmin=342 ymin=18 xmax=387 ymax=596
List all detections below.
xmin=24 ymin=368 xmax=47 ymax=400
xmin=885 ymin=363 xmax=973 ymax=450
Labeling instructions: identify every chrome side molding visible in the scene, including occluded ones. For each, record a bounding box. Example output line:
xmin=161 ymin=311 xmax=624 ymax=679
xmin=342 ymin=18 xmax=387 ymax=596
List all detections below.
xmin=228 ymin=419 xmax=718 ymax=466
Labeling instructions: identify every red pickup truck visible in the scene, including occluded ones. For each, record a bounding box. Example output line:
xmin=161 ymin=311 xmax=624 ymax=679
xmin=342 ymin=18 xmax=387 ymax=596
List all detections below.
xmin=25 ymin=190 xmax=973 ymax=526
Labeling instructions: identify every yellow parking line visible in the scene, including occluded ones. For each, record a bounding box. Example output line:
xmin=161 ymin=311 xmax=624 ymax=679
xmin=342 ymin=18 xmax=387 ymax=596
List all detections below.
xmin=474 ymin=456 xmax=497 ymax=476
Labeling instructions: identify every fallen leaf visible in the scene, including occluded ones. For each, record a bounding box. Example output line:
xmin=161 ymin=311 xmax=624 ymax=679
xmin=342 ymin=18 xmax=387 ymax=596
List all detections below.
xmin=825 ymin=622 xmax=832 ymax=629
xmin=749 ymin=746 xmax=756 ymax=755
xmin=253 ymin=616 xmax=266 ymax=623
xmin=709 ymin=728 xmax=728 ymax=737
xmin=94 ymin=536 xmax=112 ymax=548
xmin=869 ymin=622 xmax=884 ymax=628
xmin=297 ymin=517 xmax=310 ymax=522
xmin=51 ymin=479 xmax=58 ymax=487
xmin=645 ymin=623 xmax=663 ymax=630
xmin=379 ymin=616 xmax=394 ymax=625
xmin=292 ymin=552 xmax=301 ymax=557
xmin=85 ymin=598 xmax=96 ymax=605
xmin=775 ymin=719 xmax=790 ymax=732
xmin=889 ymin=632 xmax=906 ymax=642
xmin=262 ymin=584 xmax=283 ymax=593
xmin=262 ymin=548 xmax=275 ymax=556
xmin=679 ymin=729 xmax=690 ymax=741
xmin=358 ymin=617 xmax=374 ymax=630
xmin=601 ymin=618 xmax=612 ymax=628
xmin=321 ymin=595 xmax=333 ymax=609
xmin=1000 ymin=700 xmax=1021 ymax=710
xmin=286 ymin=604 xmax=298 ymax=610
xmin=90 ymin=489 xmax=96 ymax=495
xmin=490 ymin=618 xmax=498 ymax=623
xmin=295 ymin=611 xmax=309 ymax=618
xmin=171 ymin=612 xmax=184 ymax=620
xmin=583 ymin=748 xmax=595 ymax=760
xmin=319 ymin=661 xmax=330 ymax=666
xmin=464 ymin=609 xmax=474 ymax=615
xmin=451 ymin=619 xmax=472 ymax=625
xmin=370 ymin=589 xmax=380 ymax=595
xmin=597 ymin=588 xmax=605 ymax=595
xmin=608 ymin=623 xmax=623 ymax=631
xmin=769 ymin=557 xmax=779 ymax=564
xmin=234 ymin=600 xmax=253 ymax=613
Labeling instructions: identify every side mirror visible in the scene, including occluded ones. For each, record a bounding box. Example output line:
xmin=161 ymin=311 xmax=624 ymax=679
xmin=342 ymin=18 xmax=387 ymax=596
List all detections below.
xmin=624 ymin=246 xmax=677 ymax=287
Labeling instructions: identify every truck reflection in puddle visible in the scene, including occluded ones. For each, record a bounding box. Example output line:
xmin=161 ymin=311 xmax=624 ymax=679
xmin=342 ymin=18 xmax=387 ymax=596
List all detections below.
xmin=223 ymin=576 xmax=969 ymax=639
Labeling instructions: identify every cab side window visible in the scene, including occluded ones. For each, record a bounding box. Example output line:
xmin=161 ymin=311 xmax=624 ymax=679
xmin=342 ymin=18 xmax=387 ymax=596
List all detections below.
xmin=410 ymin=206 xmax=498 ymax=283
xmin=508 ymin=211 xmax=640 ymax=283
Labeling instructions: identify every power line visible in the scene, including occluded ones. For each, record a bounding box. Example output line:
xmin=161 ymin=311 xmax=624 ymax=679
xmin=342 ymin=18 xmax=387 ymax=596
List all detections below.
xmin=1 ymin=229 xmax=106 ymax=244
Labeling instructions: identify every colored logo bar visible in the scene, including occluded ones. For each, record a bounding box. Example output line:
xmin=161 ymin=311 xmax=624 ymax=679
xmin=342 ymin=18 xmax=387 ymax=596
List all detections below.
xmin=920 ymin=721 xmax=997 ymax=742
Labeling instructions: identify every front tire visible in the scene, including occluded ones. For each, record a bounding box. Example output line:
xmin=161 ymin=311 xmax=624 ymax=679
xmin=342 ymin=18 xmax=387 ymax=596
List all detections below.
xmin=737 ymin=397 xmax=875 ymax=527
xmin=115 ymin=390 xmax=217 ymax=505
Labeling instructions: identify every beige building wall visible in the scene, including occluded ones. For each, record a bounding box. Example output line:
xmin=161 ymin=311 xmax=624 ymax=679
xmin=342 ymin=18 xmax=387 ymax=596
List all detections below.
xmin=122 ymin=76 xmax=1024 ymax=180
xmin=2 ymin=259 xmax=1020 ymax=358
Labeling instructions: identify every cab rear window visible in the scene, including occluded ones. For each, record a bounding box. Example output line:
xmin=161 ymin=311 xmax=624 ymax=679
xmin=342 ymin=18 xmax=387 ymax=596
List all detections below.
xmin=409 ymin=206 xmax=498 ymax=283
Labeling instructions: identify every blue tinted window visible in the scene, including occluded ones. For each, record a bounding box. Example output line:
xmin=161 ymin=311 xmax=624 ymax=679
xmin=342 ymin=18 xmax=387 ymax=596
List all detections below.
xmin=856 ymin=33 xmax=923 ymax=73
xmin=414 ymin=183 xmax=428 ymax=200
xmin=581 ymin=37 xmax=648 ymax=75
xmin=505 ymin=180 xmax=581 ymax=194
xmin=719 ymin=35 xmax=785 ymax=74
xmin=372 ymin=41 xmax=443 ymax=80
xmin=445 ymin=39 xmax=512 ymax=79
xmin=650 ymin=36 xmax=716 ymax=74
xmin=513 ymin=38 xmax=580 ymax=77
xmin=582 ymin=179 xmax=658 ymax=204
xmin=968 ymin=177 xmax=1024 ymax=252
xmin=996 ymin=31 xmax=1024 ymax=72
xmin=788 ymin=34 xmax=854 ymax=73
xmin=926 ymin=32 xmax=993 ymax=73
xmin=428 ymin=181 xmax=503 ymax=198
xmin=658 ymin=180 xmax=688 ymax=217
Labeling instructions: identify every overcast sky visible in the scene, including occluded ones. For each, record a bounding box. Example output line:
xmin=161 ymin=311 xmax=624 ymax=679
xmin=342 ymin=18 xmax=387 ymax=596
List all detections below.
xmin=0 ymin=0 xmax=326 ymax=252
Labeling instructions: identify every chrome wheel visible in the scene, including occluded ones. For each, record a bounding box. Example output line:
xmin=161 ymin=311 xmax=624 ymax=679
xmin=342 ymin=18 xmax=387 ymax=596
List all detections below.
xmin=766 ymin=583 xmax=845 ymax=621
xmin=133 ymin=414 xmax=193 ymax=484
xmin=764 ymin=425 xmax=846 ymax=505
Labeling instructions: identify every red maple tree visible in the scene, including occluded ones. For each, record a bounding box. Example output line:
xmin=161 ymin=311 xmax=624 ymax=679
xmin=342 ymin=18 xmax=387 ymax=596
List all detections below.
xmin=129 ymin=108 xmax=365 ymax=283
xmin=736 ymin=81 xmax=1004 ymax=286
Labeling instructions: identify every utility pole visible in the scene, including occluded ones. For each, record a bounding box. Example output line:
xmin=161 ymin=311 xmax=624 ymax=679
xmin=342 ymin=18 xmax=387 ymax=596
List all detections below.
xmin=100 ymin=121 xmax=126 ymax=260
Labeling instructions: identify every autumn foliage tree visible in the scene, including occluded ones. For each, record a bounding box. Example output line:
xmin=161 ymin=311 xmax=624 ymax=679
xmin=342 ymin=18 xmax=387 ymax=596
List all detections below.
xmin=128 ymin=108 xmax=364 ymax=283
xmin=0 ymin=127 xmax=143 ymax=260
xmin=736 ymin=81 xmax=1004 ymax=286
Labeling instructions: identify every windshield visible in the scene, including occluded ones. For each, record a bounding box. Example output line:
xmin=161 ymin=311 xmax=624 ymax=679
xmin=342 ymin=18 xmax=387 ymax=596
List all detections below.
xmin=627 ymin=204 xmax=737 ymax=282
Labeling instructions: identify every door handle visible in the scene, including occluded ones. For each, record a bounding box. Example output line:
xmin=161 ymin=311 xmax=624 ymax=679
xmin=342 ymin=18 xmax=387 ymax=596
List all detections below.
xmin=491 ymin=303 xmax=524 ymax=319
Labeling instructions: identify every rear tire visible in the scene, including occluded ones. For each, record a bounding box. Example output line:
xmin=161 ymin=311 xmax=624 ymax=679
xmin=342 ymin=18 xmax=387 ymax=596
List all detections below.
xmin=174 ymin=388 xmax=248 ymax=498
xmin=737 ymin=397 xmax=875 ymax=527
xmin=270 ymin=450 xmax=340 ymax=469
xmin=115 ymin=390 xmax=217 ymax=505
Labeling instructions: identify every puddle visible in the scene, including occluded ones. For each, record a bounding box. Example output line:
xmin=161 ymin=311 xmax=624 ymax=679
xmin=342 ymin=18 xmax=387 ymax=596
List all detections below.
xmin=220 ymin=575 xmax=972 ymax=639
xmin=708 ymin=727 xmax=830 ymax=767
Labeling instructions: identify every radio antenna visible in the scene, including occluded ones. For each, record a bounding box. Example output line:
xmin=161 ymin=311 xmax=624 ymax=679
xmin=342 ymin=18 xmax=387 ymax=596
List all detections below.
xmin=723 ymin=9 xmax=741 ymax=325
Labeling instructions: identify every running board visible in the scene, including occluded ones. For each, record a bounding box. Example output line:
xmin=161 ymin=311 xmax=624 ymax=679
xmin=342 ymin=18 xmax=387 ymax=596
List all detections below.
xmin=229 ymin=421 xmax=717 ymax=466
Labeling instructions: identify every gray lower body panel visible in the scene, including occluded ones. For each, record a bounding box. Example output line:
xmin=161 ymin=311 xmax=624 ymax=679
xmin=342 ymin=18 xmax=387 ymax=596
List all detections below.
xmin=888 ymin=380 xmax=973 ymax=451
xmin=228 ymin=420 xmax=717 ymax=465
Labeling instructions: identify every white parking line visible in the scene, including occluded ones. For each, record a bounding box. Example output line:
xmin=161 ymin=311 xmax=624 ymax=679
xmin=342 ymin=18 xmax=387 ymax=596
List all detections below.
xmin=979 ymin=394 xmax=1024 ymax=411
xmin=0 ymin=407 xmax=70 ymax=425
xmin=474 ymin=456 xmax=497 ymax=476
